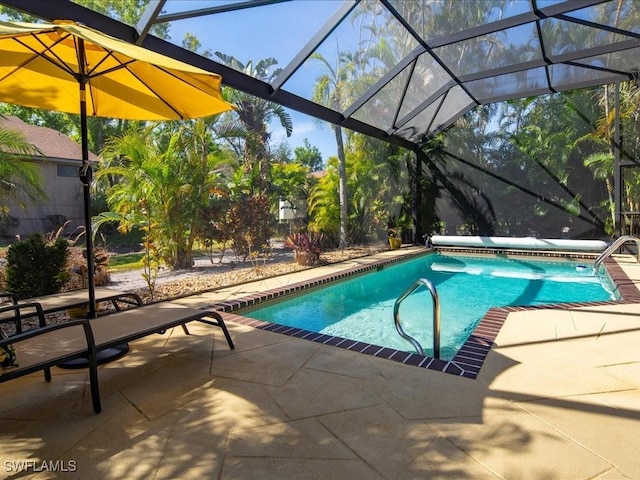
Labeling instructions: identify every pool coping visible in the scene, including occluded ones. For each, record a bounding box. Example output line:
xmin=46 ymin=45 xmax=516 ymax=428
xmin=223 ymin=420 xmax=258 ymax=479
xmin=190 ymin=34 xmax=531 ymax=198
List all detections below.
xmin=208 ymin=249 xmax=640 ymax=379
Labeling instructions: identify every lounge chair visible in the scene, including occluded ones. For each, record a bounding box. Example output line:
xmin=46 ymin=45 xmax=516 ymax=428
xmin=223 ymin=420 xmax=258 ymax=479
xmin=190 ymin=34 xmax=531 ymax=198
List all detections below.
xmin=0 ymin=288 xmax=143 ymax=327
xmin=0 ymin=302 xmax=234 ymax=413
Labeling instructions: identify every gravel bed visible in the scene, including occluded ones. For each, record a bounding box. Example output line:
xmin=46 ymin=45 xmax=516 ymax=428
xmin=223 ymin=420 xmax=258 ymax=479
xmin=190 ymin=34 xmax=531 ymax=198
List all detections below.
xmin=110 ymin=244 xmax=385 ymax=304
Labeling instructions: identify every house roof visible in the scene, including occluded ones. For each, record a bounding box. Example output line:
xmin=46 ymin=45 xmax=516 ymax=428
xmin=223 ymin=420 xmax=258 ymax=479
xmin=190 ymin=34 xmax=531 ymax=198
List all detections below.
xmin=0 ymin=115 xmax=98 ymax=162
xmin=309 ymin=170 xmax=327 ymax=180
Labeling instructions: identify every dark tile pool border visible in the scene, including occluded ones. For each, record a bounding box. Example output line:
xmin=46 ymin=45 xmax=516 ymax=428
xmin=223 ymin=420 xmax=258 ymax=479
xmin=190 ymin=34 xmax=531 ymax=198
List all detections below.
xmin=209 ymin=250 xmax=640 ymax=379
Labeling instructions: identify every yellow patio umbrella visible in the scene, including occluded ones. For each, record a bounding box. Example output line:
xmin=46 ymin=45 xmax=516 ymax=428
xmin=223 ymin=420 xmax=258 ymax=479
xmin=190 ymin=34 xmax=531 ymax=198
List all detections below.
xmin=0 ymin=20 xmax=234 ymax=318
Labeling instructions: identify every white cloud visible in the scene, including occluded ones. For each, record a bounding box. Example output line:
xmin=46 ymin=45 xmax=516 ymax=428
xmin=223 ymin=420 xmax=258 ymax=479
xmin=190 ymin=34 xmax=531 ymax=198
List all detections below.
xmin=291 ymin=121 xmax=317 ymax=137
xmin=270 ymin=111 xmax=336 ymax=162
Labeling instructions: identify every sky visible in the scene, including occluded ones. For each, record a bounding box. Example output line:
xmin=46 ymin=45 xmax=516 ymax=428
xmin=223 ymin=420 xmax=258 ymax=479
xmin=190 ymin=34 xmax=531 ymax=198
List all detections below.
xmin=160 ymin=0 xmax=345 ymax=164
xmin=269 ymin=110 xmax=336 ymax=161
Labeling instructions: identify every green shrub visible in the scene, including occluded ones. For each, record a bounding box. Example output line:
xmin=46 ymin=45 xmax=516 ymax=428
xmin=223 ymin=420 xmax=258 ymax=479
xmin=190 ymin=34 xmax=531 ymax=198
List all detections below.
xmin=4 ymin=233 xmax=70 ymax=299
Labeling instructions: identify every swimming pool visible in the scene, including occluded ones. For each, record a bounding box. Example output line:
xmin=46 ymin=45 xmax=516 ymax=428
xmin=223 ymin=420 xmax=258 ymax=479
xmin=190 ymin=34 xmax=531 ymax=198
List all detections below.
xmin=242 ymin=253 xmax=618 ymax=361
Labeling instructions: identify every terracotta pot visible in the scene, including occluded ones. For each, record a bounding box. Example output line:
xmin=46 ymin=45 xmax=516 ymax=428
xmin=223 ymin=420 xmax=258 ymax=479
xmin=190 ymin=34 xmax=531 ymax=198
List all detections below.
xmin=295 ymin=251 xmax=310 ymax=266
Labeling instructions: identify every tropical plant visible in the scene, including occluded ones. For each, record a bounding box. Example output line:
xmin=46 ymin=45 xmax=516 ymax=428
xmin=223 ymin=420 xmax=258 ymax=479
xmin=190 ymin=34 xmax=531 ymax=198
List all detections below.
xmin=578 ymin=81 xmax=640 ymax=236
xmin=96 ymin=120 xmax=231 ymax=270
xmin=0 ymin=124 xmax=47 ymax=214
xmin=583 ymin=152 xmax=615 ymax=235
xmin=198 ymin=163 xmax=262 ymax=261
xmin=308 ymin=156 xmax=341 ymax=245
xmin=284 ymin=231 xmax=325 ymax=265
xmin=270 ymin=162 xmax=311 ymax=214
xmin=308 ymin=132 xmax=409 ymax=245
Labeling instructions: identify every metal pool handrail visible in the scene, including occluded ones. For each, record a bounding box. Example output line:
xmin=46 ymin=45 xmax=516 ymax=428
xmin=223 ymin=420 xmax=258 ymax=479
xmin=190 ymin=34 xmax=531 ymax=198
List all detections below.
xmin=393 ymin=278 xmax=440 ymax=359
xmin=594 ymin=235 xmax=640 ymax=272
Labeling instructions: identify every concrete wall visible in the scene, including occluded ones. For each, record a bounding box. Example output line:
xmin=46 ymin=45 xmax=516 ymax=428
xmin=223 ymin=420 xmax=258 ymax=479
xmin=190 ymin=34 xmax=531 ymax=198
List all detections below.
xmin=3 ymin=158 xmax=85 ymax=237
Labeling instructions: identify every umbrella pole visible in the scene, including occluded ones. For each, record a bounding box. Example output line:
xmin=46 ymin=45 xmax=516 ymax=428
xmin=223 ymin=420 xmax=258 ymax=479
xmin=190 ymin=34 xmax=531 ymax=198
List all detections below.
xmin=78 ymin=39 xmax=97 ymax=319
xmin=80 ymin=157 xmax=96 ymax=318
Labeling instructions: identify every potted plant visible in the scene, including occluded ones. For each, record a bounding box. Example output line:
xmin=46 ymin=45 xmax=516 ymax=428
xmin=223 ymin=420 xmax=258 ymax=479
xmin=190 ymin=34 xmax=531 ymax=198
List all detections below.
xmin=387 ymin=215 xmax=402 ymax=250
xmin=388 ymin=231 xmax=401 ymax=250
xmin=285 ymin=231 xmax=325 ymax=266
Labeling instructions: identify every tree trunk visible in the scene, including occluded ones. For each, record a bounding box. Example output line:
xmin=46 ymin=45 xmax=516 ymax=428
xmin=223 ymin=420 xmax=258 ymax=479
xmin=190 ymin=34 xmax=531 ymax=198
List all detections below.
xmin=333 ymin=124 xmax=348 ymax=248
xmin=173 ymin=247 xmax=194 ymax=270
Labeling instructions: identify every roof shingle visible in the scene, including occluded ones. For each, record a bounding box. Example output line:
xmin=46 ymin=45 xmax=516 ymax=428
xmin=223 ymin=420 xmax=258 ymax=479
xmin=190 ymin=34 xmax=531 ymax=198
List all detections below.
xmin=0 ymin=115 xmax=98 ymax=162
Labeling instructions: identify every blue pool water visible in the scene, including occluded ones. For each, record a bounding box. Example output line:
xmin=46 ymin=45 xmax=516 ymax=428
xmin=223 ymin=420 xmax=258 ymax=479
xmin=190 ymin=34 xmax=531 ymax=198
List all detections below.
xmin=244 ymin=254 xmax=617 ymax=360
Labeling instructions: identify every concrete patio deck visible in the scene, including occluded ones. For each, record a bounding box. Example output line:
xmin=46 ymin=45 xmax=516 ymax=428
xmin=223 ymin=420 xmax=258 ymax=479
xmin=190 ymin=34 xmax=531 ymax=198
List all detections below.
xmin=1 ymin=248 xmax=639 ymax=479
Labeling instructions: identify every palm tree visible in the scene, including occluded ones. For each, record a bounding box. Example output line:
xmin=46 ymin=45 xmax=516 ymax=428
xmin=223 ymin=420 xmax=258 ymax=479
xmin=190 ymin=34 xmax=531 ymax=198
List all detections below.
xmin=214 ymin=54 xmax=292 ymax=194
xmin=0 ymin=124 xmax=46 ymax=215
xmin=311 ymin=52 xmax=353 ymax=248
